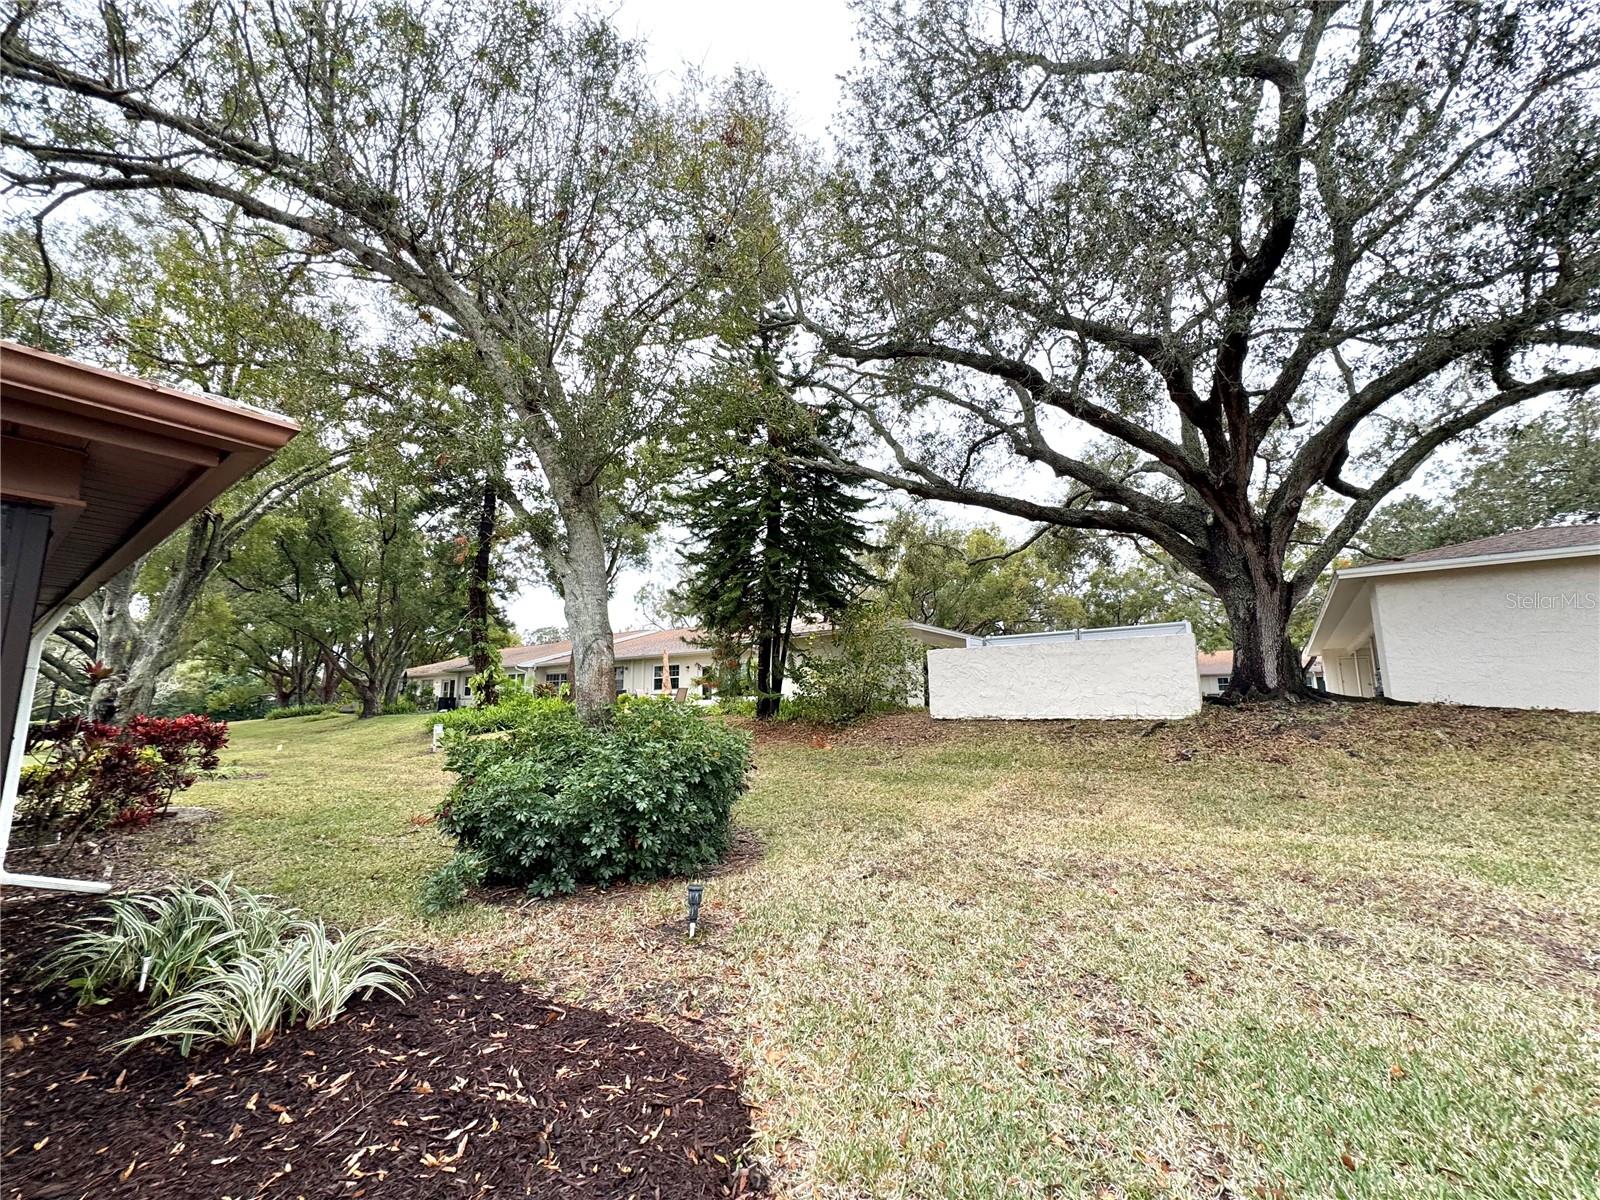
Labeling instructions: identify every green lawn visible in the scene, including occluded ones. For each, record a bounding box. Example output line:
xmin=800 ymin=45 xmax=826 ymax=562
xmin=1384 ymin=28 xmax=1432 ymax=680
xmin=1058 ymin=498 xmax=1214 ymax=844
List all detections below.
xmin=166 ymin=705 xmax=1600 ymax=1199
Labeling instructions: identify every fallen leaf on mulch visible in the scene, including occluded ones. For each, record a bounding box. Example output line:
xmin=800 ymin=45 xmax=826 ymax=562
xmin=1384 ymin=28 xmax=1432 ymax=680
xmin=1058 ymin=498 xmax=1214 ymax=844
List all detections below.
xmin=2 ymin=891 xmax=763 ymax=1198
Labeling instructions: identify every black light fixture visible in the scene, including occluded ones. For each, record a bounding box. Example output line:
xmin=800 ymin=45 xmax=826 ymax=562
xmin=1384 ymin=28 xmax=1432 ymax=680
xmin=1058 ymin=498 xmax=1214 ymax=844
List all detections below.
xmin=686 ymin=883 xmax=704 ymax=939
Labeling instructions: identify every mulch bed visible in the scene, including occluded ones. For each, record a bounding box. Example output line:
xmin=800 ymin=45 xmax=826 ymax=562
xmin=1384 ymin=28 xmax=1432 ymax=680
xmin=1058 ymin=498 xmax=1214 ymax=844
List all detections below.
xmin=1 ymin=893 xmax=763 ymax=1199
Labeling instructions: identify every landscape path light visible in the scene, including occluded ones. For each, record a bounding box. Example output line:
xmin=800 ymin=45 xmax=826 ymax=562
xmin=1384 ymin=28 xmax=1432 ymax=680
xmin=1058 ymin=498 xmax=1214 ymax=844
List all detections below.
xmin=687 ymin=883 xmax=704 ymax=939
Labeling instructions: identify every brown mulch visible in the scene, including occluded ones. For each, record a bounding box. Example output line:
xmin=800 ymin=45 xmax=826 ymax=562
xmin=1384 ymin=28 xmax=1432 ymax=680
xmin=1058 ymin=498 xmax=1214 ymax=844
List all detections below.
xmin=0 ymin=893 xmax=763 ymax=1199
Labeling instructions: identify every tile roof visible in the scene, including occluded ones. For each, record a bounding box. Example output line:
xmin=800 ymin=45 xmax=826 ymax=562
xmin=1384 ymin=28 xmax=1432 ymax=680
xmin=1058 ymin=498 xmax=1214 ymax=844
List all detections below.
xmin=405 ymin=640 xmax=568 ymax=678
xmin=1395 ymin=524 xmax=1599 ymax=565
xmin=406 ymin=628 xmax=710 ymax=677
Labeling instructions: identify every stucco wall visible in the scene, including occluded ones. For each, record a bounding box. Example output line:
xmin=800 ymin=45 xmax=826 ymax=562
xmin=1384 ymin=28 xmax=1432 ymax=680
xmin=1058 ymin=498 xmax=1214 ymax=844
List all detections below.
xmin=1324 ymin=648 xmax=1377 ymax=698
xmin=616 ymin=655 xmax=715 ymax=696
xmin=928 ymin=629 xmax=1202 ymax=720
xmin=1372 ymin=556 xmax=1599 ymax=711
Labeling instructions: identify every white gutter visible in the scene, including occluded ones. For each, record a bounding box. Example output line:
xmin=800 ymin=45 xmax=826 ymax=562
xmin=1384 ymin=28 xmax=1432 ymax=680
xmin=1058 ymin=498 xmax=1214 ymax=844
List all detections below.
xmin=1333 ymin=542 xmax=1598 ymax=581
xmin=0 ymin=609 xmax=113 ymax=894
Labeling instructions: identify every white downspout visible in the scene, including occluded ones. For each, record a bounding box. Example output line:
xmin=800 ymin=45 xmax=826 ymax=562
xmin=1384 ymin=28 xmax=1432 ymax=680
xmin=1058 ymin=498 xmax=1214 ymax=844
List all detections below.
xmin=0 ymin=610 xmax=112 ymax=894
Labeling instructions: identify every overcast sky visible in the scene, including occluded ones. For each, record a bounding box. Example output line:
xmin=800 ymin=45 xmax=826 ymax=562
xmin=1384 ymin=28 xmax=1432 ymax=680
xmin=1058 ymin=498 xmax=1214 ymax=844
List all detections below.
xmin=510 ymin=0 xmax=863 ymax=636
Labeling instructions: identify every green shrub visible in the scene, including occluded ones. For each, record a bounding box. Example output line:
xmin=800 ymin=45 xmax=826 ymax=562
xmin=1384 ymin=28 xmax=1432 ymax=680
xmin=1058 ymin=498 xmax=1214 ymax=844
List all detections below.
xmin=38 ymin=877 xmax=412 ymax=1054
xmin=439 ymin=689 xmax=566 ymax=736
xmin=204 ymin=681 xmax=272 ymax=721
xmin=790 ymin=605 xmax=922 ymax=724
xmin=380 ymin=696 xmax=418 ymax=715
xmin=264 ymin=703 xmax=337 ymax=720
xmin=428 ymin=699 xmax=751 ymax=904
xmin=419 ymin=848 xmax=488 ymax=915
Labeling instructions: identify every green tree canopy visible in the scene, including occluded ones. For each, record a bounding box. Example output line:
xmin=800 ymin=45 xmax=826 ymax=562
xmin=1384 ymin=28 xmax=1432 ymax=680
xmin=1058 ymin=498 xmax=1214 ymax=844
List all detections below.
xmin=1357 ymin=400 xmax=1600 ymax=559
xmin=873 ymin=510 xmax=1090 ymax=637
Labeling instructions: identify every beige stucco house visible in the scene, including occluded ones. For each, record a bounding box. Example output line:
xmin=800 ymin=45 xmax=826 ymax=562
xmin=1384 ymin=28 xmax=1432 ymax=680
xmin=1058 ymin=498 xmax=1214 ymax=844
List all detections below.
xmin=1197 ymin=650 xmax=1234 ymax=696
xmin=407 ymin=628 xmax=718 ymax=705
xmin=1306 ymin=525 xmax=1600 ymax=711
xmin=406 ymin=620 xmax=970 ymax=707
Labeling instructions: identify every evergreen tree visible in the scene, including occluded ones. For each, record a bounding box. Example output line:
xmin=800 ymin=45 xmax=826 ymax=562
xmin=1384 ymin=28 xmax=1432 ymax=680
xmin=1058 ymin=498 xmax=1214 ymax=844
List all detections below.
xmin=678 ymin=375 xmax=873 ymax=719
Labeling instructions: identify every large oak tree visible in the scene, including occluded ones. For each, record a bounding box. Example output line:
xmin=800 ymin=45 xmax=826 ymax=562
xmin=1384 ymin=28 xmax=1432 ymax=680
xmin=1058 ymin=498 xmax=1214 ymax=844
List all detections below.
xmin=3 ymin=0 xmax=771 ymax=722
xmin=791 ymin=0 xmax=1600 ymax=695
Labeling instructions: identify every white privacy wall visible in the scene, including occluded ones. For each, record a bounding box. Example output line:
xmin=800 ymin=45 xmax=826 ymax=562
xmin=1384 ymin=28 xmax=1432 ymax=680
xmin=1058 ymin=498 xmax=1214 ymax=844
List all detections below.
xmin=1371 ymin=556 xmax=1600 ymax=711
xmin=928 ymin=628 xmax=1202 ymax=720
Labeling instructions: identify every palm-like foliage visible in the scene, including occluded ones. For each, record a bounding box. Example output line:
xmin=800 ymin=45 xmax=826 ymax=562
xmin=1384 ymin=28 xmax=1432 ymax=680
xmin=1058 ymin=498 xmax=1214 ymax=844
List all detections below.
xmin=124 ymin=945 xmax=305 ymax=1055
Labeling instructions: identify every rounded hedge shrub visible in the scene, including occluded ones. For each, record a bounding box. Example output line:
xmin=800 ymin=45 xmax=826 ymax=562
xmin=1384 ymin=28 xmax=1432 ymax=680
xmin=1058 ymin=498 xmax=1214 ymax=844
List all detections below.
xmin=426 ymin=698 xmax=751 ymax=907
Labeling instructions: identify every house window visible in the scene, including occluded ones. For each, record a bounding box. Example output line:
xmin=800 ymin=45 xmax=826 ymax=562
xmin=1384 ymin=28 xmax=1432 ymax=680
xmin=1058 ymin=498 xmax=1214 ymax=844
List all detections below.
xmin=1216 ymin=675 xmax=1230 ymax=689
xmin=653 ymin=664 xmax=680 ymax=692
xmin=546 ymin=671 xmax=569 ymax=687
xmin=441 ymin=679 xmax=455 ymax=698
xmin=615 ymin=667 xmax=627 ymax=695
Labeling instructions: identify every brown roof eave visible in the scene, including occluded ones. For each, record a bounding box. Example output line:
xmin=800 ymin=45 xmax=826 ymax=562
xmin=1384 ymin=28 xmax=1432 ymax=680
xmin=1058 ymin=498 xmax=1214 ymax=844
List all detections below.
xmin=2 ymin=341 xmax=300 ymax=456
xmin=3 ymin=342 xmax=301 ymax=630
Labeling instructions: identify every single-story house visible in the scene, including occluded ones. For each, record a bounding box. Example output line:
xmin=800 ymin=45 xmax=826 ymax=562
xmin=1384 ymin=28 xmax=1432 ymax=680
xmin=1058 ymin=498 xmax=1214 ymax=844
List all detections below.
xmin=1306 ymin=525 xmax=1599 ymax=710
xmin=407 ymin=628 xmax=717 ymax=704
xmin=1197 ymin=650 xmax=1233 ymax=695
xmin=406 ymin=620 xmax=971 ymax=706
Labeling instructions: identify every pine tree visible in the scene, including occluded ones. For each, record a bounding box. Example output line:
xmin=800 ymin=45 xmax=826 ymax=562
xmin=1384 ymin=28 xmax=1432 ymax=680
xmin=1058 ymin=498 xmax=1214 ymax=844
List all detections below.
xmin=679 ymin=407 xmax=874 ymax=720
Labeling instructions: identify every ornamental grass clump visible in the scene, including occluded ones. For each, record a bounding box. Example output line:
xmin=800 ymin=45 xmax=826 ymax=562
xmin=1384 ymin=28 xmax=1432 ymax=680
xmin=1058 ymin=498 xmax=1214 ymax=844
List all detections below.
xmin=38 ymin=877 xmax=413 ymax=1055
xmin=426 ymin=698 xmax=751 ymax=909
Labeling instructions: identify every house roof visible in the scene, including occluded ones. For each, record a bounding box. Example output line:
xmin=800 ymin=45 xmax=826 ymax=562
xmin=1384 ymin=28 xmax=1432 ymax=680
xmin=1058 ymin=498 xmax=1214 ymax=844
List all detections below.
xmin=1307 ymin=523 xmax=1600 ymax=654
xmin=1 ymin=340 xmax=300 ymax=630
xmin=512 ymin=627 xmax=710 ymax=670
xmin=791 ymin=618 xmax=971 ymax=645
xmin=405 ymin=640 xmax=568 ymax=679
xmin=1391 ymin=524 xmax=1600 ymax=565
xmin=406 ymin=628 xmax=712 ymax=679
xmin=1196 ymin=650 xmax=1233 ymax=676
xmin=1338 ymin=524 xmax=1600 ymax=582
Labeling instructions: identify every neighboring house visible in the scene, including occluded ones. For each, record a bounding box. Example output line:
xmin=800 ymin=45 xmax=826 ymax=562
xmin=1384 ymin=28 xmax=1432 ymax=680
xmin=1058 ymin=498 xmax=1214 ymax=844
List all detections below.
xmin=1197 ymin=650 xmax=1233 ymax=696
xmin=406 ymin=620 xmax=971 ymax=707
xmin=1196 ymin=649 xmax=1324 ymax=696
xmin=1307 ymin=525 xmax=1600 ymax=711
xmin=785 ymin=619 xmax=969 ymax=704
xmin=407 ymin=628 xmax=718 ymax=705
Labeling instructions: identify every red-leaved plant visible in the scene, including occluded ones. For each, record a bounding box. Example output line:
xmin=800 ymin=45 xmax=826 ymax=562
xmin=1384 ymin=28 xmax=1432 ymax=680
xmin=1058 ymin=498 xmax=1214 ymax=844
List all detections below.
xmin=19 ymin=714 xmax=228 ymax=852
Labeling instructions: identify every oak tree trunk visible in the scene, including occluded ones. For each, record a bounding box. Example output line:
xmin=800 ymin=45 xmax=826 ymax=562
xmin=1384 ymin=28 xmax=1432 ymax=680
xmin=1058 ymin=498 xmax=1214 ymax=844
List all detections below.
xmin=558 ymin=493 xmax=617 ymax=726
xmin=1207 ymin=534 xmax=1309 ymax=700
xmin=354 ymin=681 xmax=382 ymax=719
